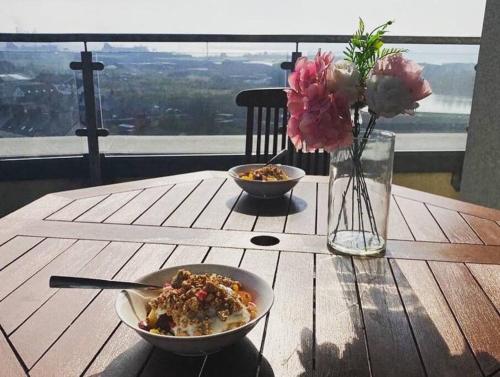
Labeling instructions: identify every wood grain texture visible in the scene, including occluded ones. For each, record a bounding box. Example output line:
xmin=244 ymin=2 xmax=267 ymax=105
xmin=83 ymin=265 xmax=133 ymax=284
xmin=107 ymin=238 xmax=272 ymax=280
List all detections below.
xmin=133 ymin=181 xmax=200 ymax=226
xmin=163 ymin=178 xmax=225 ymax=227
xmin=47 ymin=195 xmax=108 ymax=221
xmin=394 ymin=196 xmax=448 ymax=242
xmin=461 ymin=214 xmax=500 ymax=245
xmin=392 ymin=184 xmax=500 ymax=222
xmin=193 ymin=179 xmax=241 ymax=230
xmin=466 ymin=263 xmax=500 ymax=311
xmin=83 ymin=323 xmax=153 ymax=377
xmin=18 ymin=219 xmax=500 ymax=263
xmin=429 ymin=261 xmax=500 ymax=375
xmin=316 ymin=182 xmax=329 ymax=236
xmin=315 ymin=254 xmax=370 ymax=377
xmin=0 ymin=239 xmax=108 ymax=334
xmin=7 ymin=193 xmax=72 ymax=221
xmin=0 ymin=237 xmax=76 ymax=300
xmin=30 ymin=244 xmax=174 ymax=377
xmin=427 ymin=205 xmax=482 ymax=244
xmin=76 ymin=190 xmax=142 ymax=223
xmin=285 ymin=181 xmax=317 ymax=235
xmin=104 ymin=185 xmax=172 ymax=224
xmin=260 ymin=252 xmax=314 ymax=377
xmin=388 ymin=196 xmax=414 ymax=241
xmin=253 ymin=194 xmax=291 ymax=233
xmin=391 ymin=259 xmax=482 ymax=377
xmin=0 ymin=236 xmax=43 ymax=270
xmin=201 ymin=249 xmax=279 ymax=377
xmin=0 ymin=328 xmax=25 ymax=377
xmin=223 ymin=193 xmax=259 ymax=231
xmin=354 ymin=257 xmax=426 ymax=377
xmin=11 ymin=242 xmax=141 ymax=368
xmin=204 ymin=247 xmax=243 ymax=266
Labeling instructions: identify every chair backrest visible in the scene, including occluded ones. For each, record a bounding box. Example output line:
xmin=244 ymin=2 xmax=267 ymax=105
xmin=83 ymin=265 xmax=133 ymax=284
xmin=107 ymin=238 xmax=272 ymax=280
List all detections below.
xmin=235 ymin=88 xmax=330 ymax=175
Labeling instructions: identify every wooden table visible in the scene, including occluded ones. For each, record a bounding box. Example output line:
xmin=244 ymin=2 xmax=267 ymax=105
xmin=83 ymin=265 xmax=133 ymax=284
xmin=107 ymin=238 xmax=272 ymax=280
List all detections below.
xmin=1 ymin=171 xmax=499 ymax=377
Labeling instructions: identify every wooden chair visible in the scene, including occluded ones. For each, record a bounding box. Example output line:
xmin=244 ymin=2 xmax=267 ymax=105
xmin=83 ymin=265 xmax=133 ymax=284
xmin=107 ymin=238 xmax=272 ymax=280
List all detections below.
xmin=235 ymin=88 xmax=330 ymax=175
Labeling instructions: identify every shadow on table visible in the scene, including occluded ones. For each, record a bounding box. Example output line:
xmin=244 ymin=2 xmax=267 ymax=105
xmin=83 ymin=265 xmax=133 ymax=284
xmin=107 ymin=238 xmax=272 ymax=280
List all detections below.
xmin=295 ymin=257 xmax=499 ymax=377
xmin=96 ymin=336 xmax=273 ymax=377
xmin=228 ymin=193 xmax=306 ymax=217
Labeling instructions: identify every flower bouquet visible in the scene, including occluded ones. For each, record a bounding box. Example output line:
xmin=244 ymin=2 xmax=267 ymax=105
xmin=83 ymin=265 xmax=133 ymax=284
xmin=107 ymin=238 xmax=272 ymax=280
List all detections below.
xmin=286 ymin=19 xmax=431 ymax=255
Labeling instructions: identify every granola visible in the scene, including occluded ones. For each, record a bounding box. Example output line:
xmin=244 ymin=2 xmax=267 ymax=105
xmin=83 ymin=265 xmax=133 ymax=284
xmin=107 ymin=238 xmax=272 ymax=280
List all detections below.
xmin=138 ymin=269 xmax=257 ymax=336
xmin=238 ymin=165 xmax=289 ymax=181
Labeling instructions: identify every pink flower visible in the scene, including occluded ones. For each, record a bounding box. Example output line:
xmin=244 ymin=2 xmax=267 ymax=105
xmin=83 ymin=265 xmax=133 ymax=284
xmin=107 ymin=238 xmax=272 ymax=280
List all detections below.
xmin=367 ymin=54 xmax=432 ymax=117
xmin=286 ymin=51 xmax=353 ymax=152
xmin=326 ymin=60 xmax=362 ymax=106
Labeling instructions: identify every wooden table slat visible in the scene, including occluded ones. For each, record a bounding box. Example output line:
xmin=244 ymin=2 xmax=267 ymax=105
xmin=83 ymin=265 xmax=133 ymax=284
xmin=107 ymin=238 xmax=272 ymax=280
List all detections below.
xmin=30 ymin=243 xmax=175 ymax=377
xmin=0 ymin=329 xmax=25 ymax=377
xmin=354 ymin=258 xmax=426 ymax=377
xmin=429 ymin=261 xmax=500 ymax=375
xmin=285 ymin=181 xmax=317 ymax=235
xmin=192 ymin=179 xmax=241 ymax=230
xmin=465 ymin=263 xmax=500 ymax=312
xmin=427 ymin=205 xmax=483 ymax=244
xmin=461 ymin=214 xmax=500 ymax=246
xmin=316 ymin=182 xmax=329 ymax=236
xmin=0 ymin=237 xmax=76 ymax=301
xmin=11 ymin=241 xmax=141 ymax=368
xmin=0 ymin=239 xmax=108 ymax=334
xmin=104 ymin=185 xmax=173 ymax=225
xmin=0 ymin=236 xmax=44 ymax=270
xmin=134 ymin=181 xmax=200 ymax=226
xmin=315 ymin=254 xmax=371 ymax=376
xmin=260 ymin=252 xmax=314 ymax=377
xmin=394 ymin=196 xmax=448 ymax=242
xmin=391 ymin=259 xmax=482 ymax=377
xmin=388 ymin=195 xmax=414 ymax=241
xmin=223 ymin=193 xmax=259 ymax=231
xmin=201 ymin=249 xmax=279 ymax=377
xmin=163 ymin=178 xmax=225 ymax=228
xmin=76 ymin=190 xmax=142 ymax=223
xmin=47 ymin=194 xmax=108 ymax=222
xmin=253 ymin=194 xmax=291 ymax=233
xmin=203 ymin=247 xmax=243 ymax=266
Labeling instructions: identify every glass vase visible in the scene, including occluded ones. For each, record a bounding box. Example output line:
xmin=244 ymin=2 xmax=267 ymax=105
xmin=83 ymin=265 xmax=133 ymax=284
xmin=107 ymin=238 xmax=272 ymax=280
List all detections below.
xmin=327 ymin=130 xmax=395 ymax=256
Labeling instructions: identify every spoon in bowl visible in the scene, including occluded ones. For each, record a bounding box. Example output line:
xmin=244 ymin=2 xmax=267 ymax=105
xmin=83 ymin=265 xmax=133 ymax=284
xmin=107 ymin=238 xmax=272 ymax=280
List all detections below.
xmin=49 ymin=276 xmax=163 ymax=290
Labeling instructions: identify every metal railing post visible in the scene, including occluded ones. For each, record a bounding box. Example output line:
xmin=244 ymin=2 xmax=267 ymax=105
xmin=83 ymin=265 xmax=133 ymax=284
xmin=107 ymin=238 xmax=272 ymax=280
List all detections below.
xmin=70 ymin=45 xmax=107 ymax=185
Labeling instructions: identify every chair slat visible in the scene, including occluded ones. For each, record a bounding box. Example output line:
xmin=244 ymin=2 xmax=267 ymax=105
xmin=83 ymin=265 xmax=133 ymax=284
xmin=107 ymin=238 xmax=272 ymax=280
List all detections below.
xmin=256 ymin=107 xmax=263 ymax=162
xmin=273 ymin=108 xmax=279 ymax=156
xmin=245 ymin=107 xmax=254 ymax=163
xmin=264 ymin=107 xmax=271 ymax=159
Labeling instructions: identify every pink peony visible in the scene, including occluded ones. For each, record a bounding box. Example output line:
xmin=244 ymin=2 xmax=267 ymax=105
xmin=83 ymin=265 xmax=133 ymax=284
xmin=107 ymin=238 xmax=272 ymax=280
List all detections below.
xmin=286 ymin=51 xmax=353 ymax=152
xmin=366 ymin=54 xmax=432 ymax=117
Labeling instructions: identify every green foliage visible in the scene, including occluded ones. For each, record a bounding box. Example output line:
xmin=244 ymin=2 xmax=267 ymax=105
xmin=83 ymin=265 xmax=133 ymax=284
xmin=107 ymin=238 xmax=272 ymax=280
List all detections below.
xmin=343 ymin=18 xmax=407 ymax=84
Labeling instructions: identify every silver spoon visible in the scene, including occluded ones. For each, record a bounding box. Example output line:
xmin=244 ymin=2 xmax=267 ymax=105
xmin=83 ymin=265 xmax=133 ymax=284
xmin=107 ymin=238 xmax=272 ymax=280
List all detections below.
xmin=49 ymin=276 xmax=163 ymax=290
xmin=263 ymin=149 xmax=287 ymax=167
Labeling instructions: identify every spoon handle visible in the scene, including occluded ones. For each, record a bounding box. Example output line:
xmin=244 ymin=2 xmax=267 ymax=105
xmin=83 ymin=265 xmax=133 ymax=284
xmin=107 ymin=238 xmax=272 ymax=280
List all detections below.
xmin=264 ymin=149 xmax=288 ymax=166
xmin=49 ymin=276 xmax=162 ymax=290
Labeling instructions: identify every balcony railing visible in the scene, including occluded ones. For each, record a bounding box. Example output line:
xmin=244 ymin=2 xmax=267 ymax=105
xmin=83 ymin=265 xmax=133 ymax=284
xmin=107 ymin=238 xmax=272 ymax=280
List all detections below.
xmin=0 ymin=33 xmax=480 ymax=186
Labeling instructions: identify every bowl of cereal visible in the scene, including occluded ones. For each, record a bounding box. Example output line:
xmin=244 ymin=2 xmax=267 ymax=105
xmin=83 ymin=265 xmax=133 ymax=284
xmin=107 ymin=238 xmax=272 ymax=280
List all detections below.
xmin=228 ymin=164 xmax=305 ymax=199
xmin=115 ymin=264 xmax=274 ymax=355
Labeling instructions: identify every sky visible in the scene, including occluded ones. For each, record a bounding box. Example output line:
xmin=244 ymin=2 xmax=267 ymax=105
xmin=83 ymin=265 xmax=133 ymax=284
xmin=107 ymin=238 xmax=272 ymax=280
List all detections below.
xmin=0 ymin=0 xmax=487 ymax=36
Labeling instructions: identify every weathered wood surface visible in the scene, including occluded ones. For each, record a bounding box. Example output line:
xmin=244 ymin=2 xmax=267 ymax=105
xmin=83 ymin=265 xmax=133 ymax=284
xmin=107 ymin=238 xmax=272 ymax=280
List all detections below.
xmin=0 ymin=171 xmax=498 ymax=376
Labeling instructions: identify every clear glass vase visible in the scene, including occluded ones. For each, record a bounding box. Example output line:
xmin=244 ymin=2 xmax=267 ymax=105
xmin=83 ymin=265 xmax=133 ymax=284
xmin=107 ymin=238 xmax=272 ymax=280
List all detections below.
xmin=327 ymin=130 xmax=395 ymax=256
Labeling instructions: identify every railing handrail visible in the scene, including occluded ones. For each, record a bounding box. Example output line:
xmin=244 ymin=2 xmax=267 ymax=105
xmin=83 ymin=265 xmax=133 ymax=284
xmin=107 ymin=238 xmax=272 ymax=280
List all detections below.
xmin=0 ymin=33 xmax=481 ymax=45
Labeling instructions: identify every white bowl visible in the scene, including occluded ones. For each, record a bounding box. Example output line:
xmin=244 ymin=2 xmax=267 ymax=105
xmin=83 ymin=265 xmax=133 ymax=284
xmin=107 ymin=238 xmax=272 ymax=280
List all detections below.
xmin=115 ymin=264 xmax=274 ymax=356
xmin=228 ymin=164 xmax=305 ymax=199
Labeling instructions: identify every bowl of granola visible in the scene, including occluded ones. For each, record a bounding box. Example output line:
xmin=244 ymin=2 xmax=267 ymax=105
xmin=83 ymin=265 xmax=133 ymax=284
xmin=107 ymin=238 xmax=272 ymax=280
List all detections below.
xmin=115 ymin=264 xmax=274 ymax=355
xmin=229 ymin=164 xmax=305 ymax=199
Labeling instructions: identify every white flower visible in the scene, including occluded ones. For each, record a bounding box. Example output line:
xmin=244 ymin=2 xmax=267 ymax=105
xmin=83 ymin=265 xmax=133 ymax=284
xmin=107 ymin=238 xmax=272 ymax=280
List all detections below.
xmin=366 ymin=75 xmax=418 ymax=118
xmin=326 ymin=60 xmax=362 ymax=105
